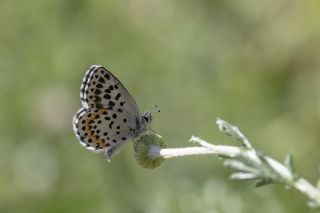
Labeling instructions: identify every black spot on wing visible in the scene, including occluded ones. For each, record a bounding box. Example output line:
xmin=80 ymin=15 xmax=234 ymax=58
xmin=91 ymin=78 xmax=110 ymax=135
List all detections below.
xmin=115 ymin=93 xmax=121 ymax=100
xmin=103 ymin=94 xmax=111 ymax=99
xmin=98 ymin=77 xmax=105 ymax=83
xmin=94 ymin=89 xmax=102 ymax=95
xmin=108 ymin=101 xmax=115 ymax=107
xmin=104 ymin=73 xmax=110 ymax=80
xmin=109 ymin=121 xmax=114 ymax=129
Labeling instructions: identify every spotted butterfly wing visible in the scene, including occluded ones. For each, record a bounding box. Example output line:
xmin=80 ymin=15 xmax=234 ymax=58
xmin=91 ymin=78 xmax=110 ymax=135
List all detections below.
xmin=72 ymin=65 xmax=148 ymax=160
xmin=80 ymin=65 xmax=140 ymax=116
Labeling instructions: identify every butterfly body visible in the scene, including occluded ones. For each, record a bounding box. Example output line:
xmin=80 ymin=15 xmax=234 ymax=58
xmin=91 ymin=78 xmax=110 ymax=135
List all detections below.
xmin=72 ymin=65 xmax=152 ymax=160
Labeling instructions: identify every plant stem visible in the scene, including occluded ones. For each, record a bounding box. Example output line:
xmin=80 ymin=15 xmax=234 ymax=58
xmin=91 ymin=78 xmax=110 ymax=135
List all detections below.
xmin=146 ymin=118 xmax=320 ymax=208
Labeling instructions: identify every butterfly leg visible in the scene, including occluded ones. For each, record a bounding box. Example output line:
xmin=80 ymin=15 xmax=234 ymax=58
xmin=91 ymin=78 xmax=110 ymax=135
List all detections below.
xmin=105 ymin=147 xmax=114 ymax=162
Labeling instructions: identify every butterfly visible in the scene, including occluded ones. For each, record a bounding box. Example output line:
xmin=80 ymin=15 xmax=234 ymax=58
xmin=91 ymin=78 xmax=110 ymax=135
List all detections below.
xmin=72 ymin=65 xmax=153 ymax=161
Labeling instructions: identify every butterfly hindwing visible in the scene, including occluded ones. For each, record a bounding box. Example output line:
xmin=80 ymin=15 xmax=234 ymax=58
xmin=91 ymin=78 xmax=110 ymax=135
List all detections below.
xmin=72 ymin=107 xmax=134 ymax=153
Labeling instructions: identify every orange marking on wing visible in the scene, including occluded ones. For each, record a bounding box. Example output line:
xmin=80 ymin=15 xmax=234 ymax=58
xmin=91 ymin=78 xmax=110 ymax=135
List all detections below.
xmin=84 ymin=109 xmax=108 ymax=148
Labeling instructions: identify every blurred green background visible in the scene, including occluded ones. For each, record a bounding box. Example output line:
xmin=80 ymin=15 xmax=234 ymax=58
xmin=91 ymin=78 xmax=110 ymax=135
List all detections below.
xmin=1 ymin=0 xmax=320 ymax=212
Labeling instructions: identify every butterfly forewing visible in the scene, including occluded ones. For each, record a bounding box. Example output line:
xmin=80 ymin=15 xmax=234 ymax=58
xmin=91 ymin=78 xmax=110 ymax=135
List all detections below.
xmin=80 ymin=65 xmax=141 ymax=119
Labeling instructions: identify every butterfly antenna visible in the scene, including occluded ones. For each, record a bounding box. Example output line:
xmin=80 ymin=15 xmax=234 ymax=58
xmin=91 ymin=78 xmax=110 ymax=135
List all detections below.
xmin=148 ymin=105 xmax=162 ymax=113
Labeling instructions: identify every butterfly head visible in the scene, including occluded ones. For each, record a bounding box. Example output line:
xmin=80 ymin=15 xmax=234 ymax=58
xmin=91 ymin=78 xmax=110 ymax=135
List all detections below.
xmin=142 ymin=112 xmax=152 ymax=124
xmin=142 ymin=105 xmax=161 ymax=124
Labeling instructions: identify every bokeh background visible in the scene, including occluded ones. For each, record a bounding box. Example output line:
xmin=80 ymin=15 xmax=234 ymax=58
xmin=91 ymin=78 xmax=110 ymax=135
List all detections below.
xmin=1 ymin=0 xmax=320 ymax=212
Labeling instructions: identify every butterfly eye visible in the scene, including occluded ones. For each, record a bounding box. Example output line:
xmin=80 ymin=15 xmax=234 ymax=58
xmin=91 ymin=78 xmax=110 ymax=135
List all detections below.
xmin=143 ymin=113 xmax=152 ymax=123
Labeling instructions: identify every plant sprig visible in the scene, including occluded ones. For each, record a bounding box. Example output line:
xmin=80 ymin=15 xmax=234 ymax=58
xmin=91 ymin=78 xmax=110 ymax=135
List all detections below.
xmin=134 ymin=118 xmax=320 ymax=208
